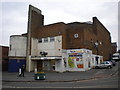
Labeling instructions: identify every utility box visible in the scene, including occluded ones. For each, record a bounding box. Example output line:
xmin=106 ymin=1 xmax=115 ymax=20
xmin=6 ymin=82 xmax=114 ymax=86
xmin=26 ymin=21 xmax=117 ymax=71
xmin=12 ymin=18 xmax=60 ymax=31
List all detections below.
xmin=34 ymin=72 xmax=46 ymax=80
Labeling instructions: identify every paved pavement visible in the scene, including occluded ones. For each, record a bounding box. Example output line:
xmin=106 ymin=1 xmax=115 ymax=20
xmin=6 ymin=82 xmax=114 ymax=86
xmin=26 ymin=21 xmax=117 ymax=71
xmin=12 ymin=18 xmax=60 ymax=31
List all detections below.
xmin=2 ymin=62 xmax=119 ymax=82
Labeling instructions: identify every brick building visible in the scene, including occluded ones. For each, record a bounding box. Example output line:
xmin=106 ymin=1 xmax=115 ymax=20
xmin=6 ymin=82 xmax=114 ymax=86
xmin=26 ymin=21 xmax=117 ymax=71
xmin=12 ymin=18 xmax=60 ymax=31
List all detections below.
xmin=0 ymin=46 xmax=9 ymax=71
xmin=111 ymin=42 xmax=117 ymax=54
xmin=29 ymin=12 xmax=112 ymax=61
xmin=9 ymin=5 xmax=112 ymax=72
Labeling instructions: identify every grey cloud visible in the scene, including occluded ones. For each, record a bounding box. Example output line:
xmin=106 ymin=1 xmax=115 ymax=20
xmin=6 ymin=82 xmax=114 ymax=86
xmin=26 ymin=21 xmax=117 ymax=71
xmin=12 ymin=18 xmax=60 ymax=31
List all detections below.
xmin=1 ymin=1 xmax=118 ymax=46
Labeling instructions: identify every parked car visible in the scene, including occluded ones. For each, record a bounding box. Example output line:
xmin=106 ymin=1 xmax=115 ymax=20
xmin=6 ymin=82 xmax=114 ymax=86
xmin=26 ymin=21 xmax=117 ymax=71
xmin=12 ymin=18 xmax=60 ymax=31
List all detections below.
xmin=109 ymin=60 xmax=116 ymax=66
xmin=95 ymin=61 xmax=112 ymax=69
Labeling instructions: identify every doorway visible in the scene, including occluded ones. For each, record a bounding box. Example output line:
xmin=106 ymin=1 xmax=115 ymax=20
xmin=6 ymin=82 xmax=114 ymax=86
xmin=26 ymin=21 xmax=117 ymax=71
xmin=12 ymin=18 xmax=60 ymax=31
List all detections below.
xmin=42 ymin=60 xmax=56 ymax=71
xmin=95 ymin=56 xmax=99 ymax=65
xmin=51 ymin=60 xmax=55 ymax=71
xmin=37 ymin=60 xmax=42 ymax=72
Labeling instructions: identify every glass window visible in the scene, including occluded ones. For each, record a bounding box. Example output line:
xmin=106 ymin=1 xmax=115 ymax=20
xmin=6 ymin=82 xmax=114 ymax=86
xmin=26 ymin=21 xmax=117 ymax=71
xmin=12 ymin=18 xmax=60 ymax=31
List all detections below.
xmin=10 ymin=45 xmax=12 ymax=50
xmin=44 ymin=37 xmax=48 ymax=42
xmin=106 ymin=62 xmax=109 ymax=64
xmin=74 ymin=34 xmax=79 ymax=38
xmin=38 ymin=38 xmax=42 ymax=43
xmin=50 ymin=37 xmax=55 ymax=42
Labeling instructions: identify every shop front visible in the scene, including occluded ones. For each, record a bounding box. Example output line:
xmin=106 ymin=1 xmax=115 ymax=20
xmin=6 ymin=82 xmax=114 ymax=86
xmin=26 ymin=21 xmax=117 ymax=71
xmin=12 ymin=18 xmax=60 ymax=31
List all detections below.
xmin=91 ymin=55 xmax=103 ymax=68
xmin=31 ymin=56 xmax=62 ymax=72
xmin=62 ymin=49 xmax=93 ymax=71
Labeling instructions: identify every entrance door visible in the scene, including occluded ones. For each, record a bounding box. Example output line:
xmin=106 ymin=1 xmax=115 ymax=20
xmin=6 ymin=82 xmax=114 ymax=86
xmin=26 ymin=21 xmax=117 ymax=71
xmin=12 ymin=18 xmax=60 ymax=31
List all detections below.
xmin=43 ymin=61 xmax=51 ymax=71
xmin=95 ymin=57 xmax=99 ymax=65
xmin=37 ymin=60 xmax=42 ymax=72
xmin=42 ymin=60 xmax=56 ymax=71
xmin=51 ymin=60 xmax=55 ymax=71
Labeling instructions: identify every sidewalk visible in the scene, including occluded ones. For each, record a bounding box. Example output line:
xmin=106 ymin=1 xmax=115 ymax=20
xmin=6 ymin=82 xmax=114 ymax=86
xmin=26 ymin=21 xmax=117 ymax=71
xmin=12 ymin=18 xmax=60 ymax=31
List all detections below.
xmin=2 ymin=71 xmax=94 ymax=82
xmin=2 ymin=66 xmax=118 ymax=82
xmin=2 ymin=62 xmax=119 ymax=82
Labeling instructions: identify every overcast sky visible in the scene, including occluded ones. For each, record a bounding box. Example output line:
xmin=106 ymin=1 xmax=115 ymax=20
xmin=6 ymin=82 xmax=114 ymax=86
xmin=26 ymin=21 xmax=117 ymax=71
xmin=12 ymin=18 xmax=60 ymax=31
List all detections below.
xmin=0 ymin=0 xmax=119 ymax=49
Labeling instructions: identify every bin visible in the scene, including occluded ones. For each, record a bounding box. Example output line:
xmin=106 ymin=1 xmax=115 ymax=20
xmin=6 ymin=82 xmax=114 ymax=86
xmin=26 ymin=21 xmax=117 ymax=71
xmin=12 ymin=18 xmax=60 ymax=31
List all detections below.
xmin=34 ymin=72 xmax=46 ymax=80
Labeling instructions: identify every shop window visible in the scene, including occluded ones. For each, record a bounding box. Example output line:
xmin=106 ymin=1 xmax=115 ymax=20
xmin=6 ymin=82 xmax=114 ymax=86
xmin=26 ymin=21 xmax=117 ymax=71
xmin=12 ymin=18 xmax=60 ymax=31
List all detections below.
xmin=88 ymin=61 xmax=90 ymax=68
xmin=44 ymin=38 xmax=48 ymax=43
xmin=38 ymin=38 xmax=42 ymax=43
xmin=50 ymin=37 xmax=55 ymax=42
xmin=10 ymin=45 xmax=11 ymax=50
xmin=63 ymin=58 xmax=67 ymax=67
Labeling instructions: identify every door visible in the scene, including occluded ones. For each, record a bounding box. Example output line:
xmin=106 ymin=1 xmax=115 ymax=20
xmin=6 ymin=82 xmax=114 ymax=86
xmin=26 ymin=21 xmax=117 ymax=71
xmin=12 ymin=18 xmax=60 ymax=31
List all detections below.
xmin=37 ymin=60 xmax=42 ymax=72
xmin=51 ymin=60 xmax=55 ymax=71
xmin=43 ymin=61 xmax=51 ymax=71
xmin=95 ymin=56 xmax=99 ymax=65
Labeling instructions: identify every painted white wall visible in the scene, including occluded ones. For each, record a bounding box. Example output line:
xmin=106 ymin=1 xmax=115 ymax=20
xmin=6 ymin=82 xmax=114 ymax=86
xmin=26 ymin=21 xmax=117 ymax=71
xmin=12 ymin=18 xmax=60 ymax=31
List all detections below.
xmin=9 ymin=35 xmax=27 ymax=57
xmin=27 ymin=36 xmax=62 ymax=72
xmin=30 ymin=60 xmax=36 ymax=71
xmin=31 ymin=38 xmax=38 ymax=56
xmin=91 ymin=55 xmax=96 ymax=68
xmin=65 ymin=49 xmax=92 ymax=71
xmin=37 ymin=36 xmax=62 ymax=56
xmin=92 ymin=55 xmax=103 ymax=67
xmin=55 ymin=59 xmax=65 ymax=72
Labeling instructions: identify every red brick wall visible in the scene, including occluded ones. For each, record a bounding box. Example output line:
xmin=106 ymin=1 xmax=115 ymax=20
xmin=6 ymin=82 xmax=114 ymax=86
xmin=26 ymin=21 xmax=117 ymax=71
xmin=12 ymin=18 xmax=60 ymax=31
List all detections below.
xmin=93 ymin=17 xmax=112 ymax=60
xmin=30 ymin=10 xmax=44 ymax=37
xmin=0 ymin=46 xmax=9 ymax=71
xmin=0 ymin=46 xmax=9 ymax=59
xmin=30 ymin=15 xmax=112 ymax=60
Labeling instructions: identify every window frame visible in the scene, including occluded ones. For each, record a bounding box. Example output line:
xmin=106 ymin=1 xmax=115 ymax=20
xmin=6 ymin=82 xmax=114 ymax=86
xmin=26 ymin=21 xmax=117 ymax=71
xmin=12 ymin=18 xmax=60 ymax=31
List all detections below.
xmin=38 ymin=38 xmax=42 ymax=43
xmin=50 ymin=37 xmax=55 ymax=42
xmin=44 ymin=37 xmax=48 ymax=43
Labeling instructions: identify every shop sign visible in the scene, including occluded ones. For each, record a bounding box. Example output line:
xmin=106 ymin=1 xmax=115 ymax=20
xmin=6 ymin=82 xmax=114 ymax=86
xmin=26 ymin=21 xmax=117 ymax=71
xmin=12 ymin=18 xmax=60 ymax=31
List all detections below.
xmin=68 ymin=50 xmax=84 ymax=53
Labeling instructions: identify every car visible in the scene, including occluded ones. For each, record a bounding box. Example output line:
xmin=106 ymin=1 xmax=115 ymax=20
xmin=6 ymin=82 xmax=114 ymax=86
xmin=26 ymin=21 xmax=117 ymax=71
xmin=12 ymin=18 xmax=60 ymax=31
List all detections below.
xmin=95 ymin=61 xmax=112 ymax=69
xmin=109 ymin=60 xmax=116 ymax=66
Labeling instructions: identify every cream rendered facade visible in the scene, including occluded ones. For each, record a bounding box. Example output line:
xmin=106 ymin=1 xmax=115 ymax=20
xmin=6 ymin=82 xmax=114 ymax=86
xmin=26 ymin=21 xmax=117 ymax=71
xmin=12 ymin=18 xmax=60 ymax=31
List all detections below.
xmin=30 ymin=35 xmax=63 ymax=72
xmin=9 ymin=35 xmax=27 ymax=57
xmin=31 ymin=36 xmax=62 ymax=57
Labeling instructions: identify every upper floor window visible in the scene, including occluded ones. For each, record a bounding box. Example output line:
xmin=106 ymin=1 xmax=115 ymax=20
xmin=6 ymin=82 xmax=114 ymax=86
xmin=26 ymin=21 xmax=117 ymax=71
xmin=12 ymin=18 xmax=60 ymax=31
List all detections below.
xmin=38 ymin=38 xmax=42 ymax=43
xmin=44 ymin=37 xmax=48 ymax=43
xmin=74 ymin=34 xmax=79 ymax=38
xmin=10 ymin=45 xmax=12 ymax=50
xmin=50 ymin=37 xmax=55 ymax=42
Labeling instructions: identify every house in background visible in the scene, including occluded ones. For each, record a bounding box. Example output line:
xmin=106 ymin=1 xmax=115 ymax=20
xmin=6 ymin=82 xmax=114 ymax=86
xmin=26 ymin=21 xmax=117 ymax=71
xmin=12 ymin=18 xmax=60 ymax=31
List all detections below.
xmin=8 ymin=5 xmax=112 ymax=72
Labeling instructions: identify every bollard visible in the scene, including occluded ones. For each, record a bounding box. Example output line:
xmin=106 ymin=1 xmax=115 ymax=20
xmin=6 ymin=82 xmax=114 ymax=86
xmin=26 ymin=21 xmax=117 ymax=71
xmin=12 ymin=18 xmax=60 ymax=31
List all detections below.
xmin=35 ymin=68 xmax=37 ymax=74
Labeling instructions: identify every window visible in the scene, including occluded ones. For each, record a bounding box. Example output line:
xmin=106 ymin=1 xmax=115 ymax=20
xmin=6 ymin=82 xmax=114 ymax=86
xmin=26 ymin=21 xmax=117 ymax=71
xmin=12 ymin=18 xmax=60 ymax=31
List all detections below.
xmin=44 ymin=37 xmax=48 ymax=42
xmin=50 ymin=37 xmax=55 ymax=42
xmin=10 ymin=45 xmax=12 ymax=50
xmin=74 ymin=34 xmax=79 ymax=38
xmin=38 ymin=38 xmax=42 ymax=43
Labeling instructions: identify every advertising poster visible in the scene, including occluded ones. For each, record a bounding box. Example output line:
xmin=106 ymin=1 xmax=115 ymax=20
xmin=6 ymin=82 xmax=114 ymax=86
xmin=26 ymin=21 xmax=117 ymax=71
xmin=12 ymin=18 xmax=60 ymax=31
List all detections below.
xmin=75 ymin=54 xmax=83 ymax=68
xmin=68 ymin=52 xmax=83 ymax=68
xmin=68 ymin=57 xmax=75 ymax=68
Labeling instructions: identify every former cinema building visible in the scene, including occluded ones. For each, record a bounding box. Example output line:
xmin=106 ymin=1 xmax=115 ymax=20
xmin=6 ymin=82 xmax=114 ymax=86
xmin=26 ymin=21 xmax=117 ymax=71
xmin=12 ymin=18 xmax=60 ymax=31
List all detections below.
xmin=8 ymin=5 xmax=111 ymax=72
